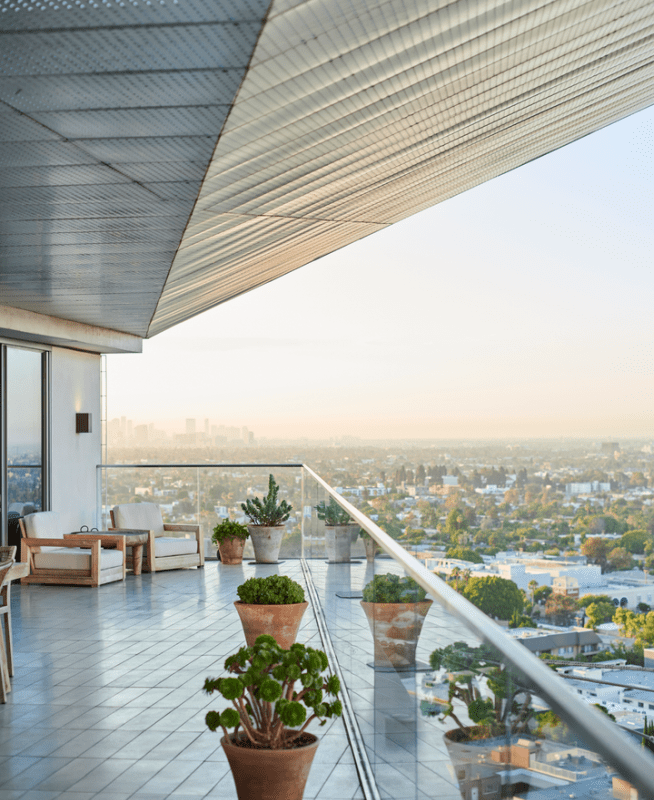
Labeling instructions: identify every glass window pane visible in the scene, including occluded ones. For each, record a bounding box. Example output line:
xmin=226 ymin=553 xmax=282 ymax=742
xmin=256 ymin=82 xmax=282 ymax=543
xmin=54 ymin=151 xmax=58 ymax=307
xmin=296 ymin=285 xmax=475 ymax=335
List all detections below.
xmin=7 ymin=347 xmax=42 ymax=467
xmin=6 ymin=347 xmax=43 ymax=513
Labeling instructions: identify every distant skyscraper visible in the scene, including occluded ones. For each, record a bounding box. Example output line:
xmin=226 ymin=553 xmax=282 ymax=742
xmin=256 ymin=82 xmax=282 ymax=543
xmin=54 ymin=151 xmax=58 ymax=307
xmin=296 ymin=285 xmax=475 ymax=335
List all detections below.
xmin=186 ymin=418 xmax=196 ymax=435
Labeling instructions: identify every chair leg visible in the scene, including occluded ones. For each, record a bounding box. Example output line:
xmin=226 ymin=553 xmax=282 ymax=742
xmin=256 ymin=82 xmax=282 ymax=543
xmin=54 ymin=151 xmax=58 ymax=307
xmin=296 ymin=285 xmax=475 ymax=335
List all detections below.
xmin=2 ymin=583 xmax=13 ymax=676
xmin=0 ymin=634 xmax=9 ymax=703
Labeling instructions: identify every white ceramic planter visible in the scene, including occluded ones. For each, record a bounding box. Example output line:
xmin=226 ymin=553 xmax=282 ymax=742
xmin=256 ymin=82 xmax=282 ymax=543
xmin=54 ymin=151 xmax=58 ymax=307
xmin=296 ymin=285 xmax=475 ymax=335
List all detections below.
xmin=247 ymin=525 xmax=283 ymax=563
xmin=325 ymin=525 xmax=355 ymax=562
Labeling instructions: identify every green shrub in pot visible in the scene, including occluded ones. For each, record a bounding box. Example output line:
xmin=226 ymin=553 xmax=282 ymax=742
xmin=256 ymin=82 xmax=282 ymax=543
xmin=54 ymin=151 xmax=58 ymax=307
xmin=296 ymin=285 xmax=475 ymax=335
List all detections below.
xmin=237 ymin=575 xmax=305 ymax=605
xmin=235 ymin=575 xmax=308 ymax=649
xmin=362 ymin=572 xmax=427 ymax=603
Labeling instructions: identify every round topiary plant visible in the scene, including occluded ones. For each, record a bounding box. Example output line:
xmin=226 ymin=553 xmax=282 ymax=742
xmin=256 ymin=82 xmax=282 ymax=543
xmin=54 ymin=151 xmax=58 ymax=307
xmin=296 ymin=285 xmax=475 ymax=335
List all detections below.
xmin=237 ymin=575 xmax=305 ymax=605
xmin=212 ymin=519 xmax=250 ymax=546
xmin=204 ymin=634 xmax=342 ymax=749
xmin=362 ymin=572 xmax=427 ymax=603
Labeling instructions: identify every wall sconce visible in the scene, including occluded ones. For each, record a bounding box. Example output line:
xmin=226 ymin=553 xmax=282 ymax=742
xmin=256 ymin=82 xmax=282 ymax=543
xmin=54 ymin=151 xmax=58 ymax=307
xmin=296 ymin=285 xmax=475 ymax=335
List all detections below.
xmin=76 ymin=413 xmax=92 ymax=434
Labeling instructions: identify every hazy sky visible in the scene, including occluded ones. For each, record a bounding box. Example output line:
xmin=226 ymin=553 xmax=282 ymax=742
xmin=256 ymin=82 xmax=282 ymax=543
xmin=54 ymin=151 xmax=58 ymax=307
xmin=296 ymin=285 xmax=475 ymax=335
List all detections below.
xmin=107 ymin=104 xmax=654 ymax=440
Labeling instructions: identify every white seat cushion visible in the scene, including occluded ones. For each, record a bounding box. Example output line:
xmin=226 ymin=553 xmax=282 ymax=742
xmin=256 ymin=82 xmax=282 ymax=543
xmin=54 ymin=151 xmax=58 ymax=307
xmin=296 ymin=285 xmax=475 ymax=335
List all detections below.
xmin=112 ymin=503 xmax=166 ymax=537
xmin=34 ymin=547 xmax=124 ymax=571
xmin=154 ymin=537 xmax=198 ymax=558
xmin=22 ymin=511 xmax=64 ymax=552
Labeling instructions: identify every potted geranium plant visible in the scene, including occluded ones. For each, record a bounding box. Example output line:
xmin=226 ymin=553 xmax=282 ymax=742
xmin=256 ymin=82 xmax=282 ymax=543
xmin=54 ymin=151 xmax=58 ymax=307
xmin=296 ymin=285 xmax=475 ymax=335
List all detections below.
xmin=235 ymin=574 xmax=308 ymax=649
xmin=315 ymin=499 xmax=359 ymax=562
xmin=361 ymin=573 xmax=432 ymax=669
xmin=212 ymin=519 xmax=249 ymax=565
xmin=241 ymin=474 xmax=292 ymax=563
xmin=204 ymin=635 xmax=342 ymax=800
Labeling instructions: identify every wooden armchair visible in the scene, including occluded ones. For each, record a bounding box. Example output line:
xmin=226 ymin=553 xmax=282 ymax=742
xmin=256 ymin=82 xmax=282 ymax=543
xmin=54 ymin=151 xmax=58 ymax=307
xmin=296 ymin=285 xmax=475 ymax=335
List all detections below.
xmin=109 ymin=503 xmax=204 ymax=573
xmin=19 ymin=512 xmax=126 ymax=587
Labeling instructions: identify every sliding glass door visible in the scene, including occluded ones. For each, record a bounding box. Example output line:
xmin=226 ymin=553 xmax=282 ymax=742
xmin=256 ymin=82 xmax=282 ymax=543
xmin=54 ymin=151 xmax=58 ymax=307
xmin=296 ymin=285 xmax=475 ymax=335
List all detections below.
xmin=1 ymin=344 xmax=49 ymax=546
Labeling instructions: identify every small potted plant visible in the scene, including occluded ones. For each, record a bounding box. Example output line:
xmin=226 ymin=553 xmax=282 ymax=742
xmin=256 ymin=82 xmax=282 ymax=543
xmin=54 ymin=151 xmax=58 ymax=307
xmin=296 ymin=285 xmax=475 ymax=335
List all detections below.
xmin=241 ymin=474 xmax=292 ymax=563
xmin=361 ymin=573 xmax=432 ymax=669
xmin=315 ymin=499 xmax=359 ymax=562
xmin=235 ymin=574 xmax=309 ymax=649
xmin=212 ymin=519 xmax=250 ymax=565
xmin=204 ymin=635 xmax=342 ymax=800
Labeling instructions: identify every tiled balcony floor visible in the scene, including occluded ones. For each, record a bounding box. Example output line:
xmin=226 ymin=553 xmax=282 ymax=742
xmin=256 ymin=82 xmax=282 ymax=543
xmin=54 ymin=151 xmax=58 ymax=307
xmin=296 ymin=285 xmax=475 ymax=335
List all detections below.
xmin=0 ymin=561 xmax=363 ymax=800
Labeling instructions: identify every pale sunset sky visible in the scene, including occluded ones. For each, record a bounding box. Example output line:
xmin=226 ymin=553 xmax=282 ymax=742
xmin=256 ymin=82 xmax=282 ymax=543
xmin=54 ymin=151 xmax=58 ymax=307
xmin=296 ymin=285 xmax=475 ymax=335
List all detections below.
xmin=107 ymin=104 xmax=654 ymax=440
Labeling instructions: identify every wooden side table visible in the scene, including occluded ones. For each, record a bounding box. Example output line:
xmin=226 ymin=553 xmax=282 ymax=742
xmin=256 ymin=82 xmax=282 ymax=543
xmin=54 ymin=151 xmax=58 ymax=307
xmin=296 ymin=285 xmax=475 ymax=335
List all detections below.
xmin=64 ymin=531 xmax=149 ymax=575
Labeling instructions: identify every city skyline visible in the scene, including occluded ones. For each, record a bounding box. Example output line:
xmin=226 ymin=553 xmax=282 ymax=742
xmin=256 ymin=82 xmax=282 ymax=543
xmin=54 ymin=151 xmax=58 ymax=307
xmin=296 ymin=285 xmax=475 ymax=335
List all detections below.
xmin=107 ymin=104 xmax=654 ymax=441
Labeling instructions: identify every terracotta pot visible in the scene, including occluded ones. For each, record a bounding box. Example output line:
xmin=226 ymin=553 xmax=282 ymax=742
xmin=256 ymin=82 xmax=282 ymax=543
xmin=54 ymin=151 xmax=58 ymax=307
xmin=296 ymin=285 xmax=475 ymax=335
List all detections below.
xmin=324 ymin=525 xmax=356 ymax=562
xmin=235 ymin=600 xmax=309 ymax=649
xmin=222 ymin=732 xmax=318 ymax=800
xmin=218 ymin=536 xmax=246 ymax=565
xmin=248 ymin=525 xmax=283 ymax=563
xmin=360 ymin=600 xmax=432 ymax=668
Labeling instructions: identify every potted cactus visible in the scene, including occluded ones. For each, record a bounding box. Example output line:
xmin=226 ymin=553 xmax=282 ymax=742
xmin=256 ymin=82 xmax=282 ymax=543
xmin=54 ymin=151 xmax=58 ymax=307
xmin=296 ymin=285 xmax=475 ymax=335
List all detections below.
xmin=204 ymin=635 xmax=342 ymax=800
xmin=315 ymin=499 xmax=359 ymax=562
xmin=241 ymin=474 xmax=292 ymax=563
xmin=212 ymin=519 xmax=250 ymax=565
xmin=235 ymin=574 xmax=308 ymax=649
xmin=361 ymin=573 xmax=432 ymax=669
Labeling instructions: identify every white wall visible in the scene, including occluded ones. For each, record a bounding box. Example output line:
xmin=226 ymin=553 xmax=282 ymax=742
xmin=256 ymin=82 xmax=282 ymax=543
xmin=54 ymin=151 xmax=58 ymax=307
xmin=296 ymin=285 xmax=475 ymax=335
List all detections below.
xmin=50 ymin=347 xmax=102 ymax=531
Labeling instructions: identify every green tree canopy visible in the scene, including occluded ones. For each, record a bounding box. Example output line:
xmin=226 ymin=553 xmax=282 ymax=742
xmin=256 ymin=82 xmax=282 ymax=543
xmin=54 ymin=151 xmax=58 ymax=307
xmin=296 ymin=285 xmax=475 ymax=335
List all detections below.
xmin=581 ymin=537 xmax=610 ymax=569
xmin=579 ymin=594 xmax=613 ymax=608
xmin=446 ymin=547 xmax=483 ymax=564
xmin=533 ymin=585 xmax=553 ymax=604
xmin=462 ymin=576 xmax=524 ymax=621
xmin=619 ymin=530 xmax=650 ymax=554
xmin=544 ymin=593 xmax=579 ymax=624
xmin=607 ymin=547 xmax=634 ymax=571
xmin=585 ymin=601 xmax=616 ymax=629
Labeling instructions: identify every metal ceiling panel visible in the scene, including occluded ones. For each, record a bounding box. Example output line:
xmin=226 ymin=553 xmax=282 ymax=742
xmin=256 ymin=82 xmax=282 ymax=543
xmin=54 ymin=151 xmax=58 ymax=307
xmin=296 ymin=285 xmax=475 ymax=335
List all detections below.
xmin=0 ymin=71 xmax=242 ymax=112
xmin=0 ymin=0 xmax=268 ymax=335
xmin=1 ymin=0 xmax=654 ymax=343
xmin=147 ymin=0 xmax=654 ymax=335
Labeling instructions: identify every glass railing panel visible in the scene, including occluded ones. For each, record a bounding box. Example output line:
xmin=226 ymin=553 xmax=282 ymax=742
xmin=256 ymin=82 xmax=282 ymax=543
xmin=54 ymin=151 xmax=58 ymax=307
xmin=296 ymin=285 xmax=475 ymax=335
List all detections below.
xmin=302 ymin=466 xmax=654 ymax=800
xmin=98 ymin=464 xmax=303 ymax=560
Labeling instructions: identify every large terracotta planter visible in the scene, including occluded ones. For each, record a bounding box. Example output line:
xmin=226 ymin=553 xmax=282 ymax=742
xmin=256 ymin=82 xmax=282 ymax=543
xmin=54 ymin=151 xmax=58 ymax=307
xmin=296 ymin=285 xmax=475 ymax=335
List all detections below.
xmin=235 ymin=600 xmax=309 ymax=649
xmin=222 ymin=731 xmax=318 ymax=800
xmin=325 ymin=524 xmax=357 ymax=562
xmin=248 ymin=525 xmax=284 ymax=563
xmin=360 ymin=600 xmax=432 ymax=668
xmin=218 ymin=536 xmax=246 ymax=565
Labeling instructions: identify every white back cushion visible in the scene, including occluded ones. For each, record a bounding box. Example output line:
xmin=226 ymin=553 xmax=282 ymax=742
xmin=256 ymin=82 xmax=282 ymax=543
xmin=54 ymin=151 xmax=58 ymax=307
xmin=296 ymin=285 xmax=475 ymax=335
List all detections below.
xmin=112 ymin=503 xmax=165 ymax=537
xmin=22 ymin=511 xmax=63 ymax=552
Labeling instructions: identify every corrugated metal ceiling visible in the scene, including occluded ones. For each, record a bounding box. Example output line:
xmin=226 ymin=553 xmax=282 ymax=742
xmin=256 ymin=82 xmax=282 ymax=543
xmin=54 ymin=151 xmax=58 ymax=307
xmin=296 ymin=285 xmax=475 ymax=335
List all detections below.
xmin=1 ymin=0 xmax=653 ymax=340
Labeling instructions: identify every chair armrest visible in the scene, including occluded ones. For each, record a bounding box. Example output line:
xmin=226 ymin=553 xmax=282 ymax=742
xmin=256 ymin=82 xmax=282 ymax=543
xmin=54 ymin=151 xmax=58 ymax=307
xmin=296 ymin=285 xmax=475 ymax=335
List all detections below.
xmin=22 ymin=538 xmax=104 ymax=549
xmin=108 ymin=527 xmax=152 ymax=535
xmin=63 ymin=534 xmax=126 ymax=548
xmin=164 ymin=524 xmax=200 ymax=533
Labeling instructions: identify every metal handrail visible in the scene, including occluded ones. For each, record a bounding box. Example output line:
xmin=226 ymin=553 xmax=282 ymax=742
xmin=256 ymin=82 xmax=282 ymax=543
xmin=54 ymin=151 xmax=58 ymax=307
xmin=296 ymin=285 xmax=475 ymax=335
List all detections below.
xmin=302 ymin=464 xmax=654 ymax=797
xmin=96 ymin=461 xmax=654 ymax=794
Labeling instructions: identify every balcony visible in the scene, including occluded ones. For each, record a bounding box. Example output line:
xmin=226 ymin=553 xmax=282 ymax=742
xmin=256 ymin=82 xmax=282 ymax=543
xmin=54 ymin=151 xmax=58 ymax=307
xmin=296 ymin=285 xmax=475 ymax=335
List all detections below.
xmin=1 ymin=464 xmax=652 ymax=800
